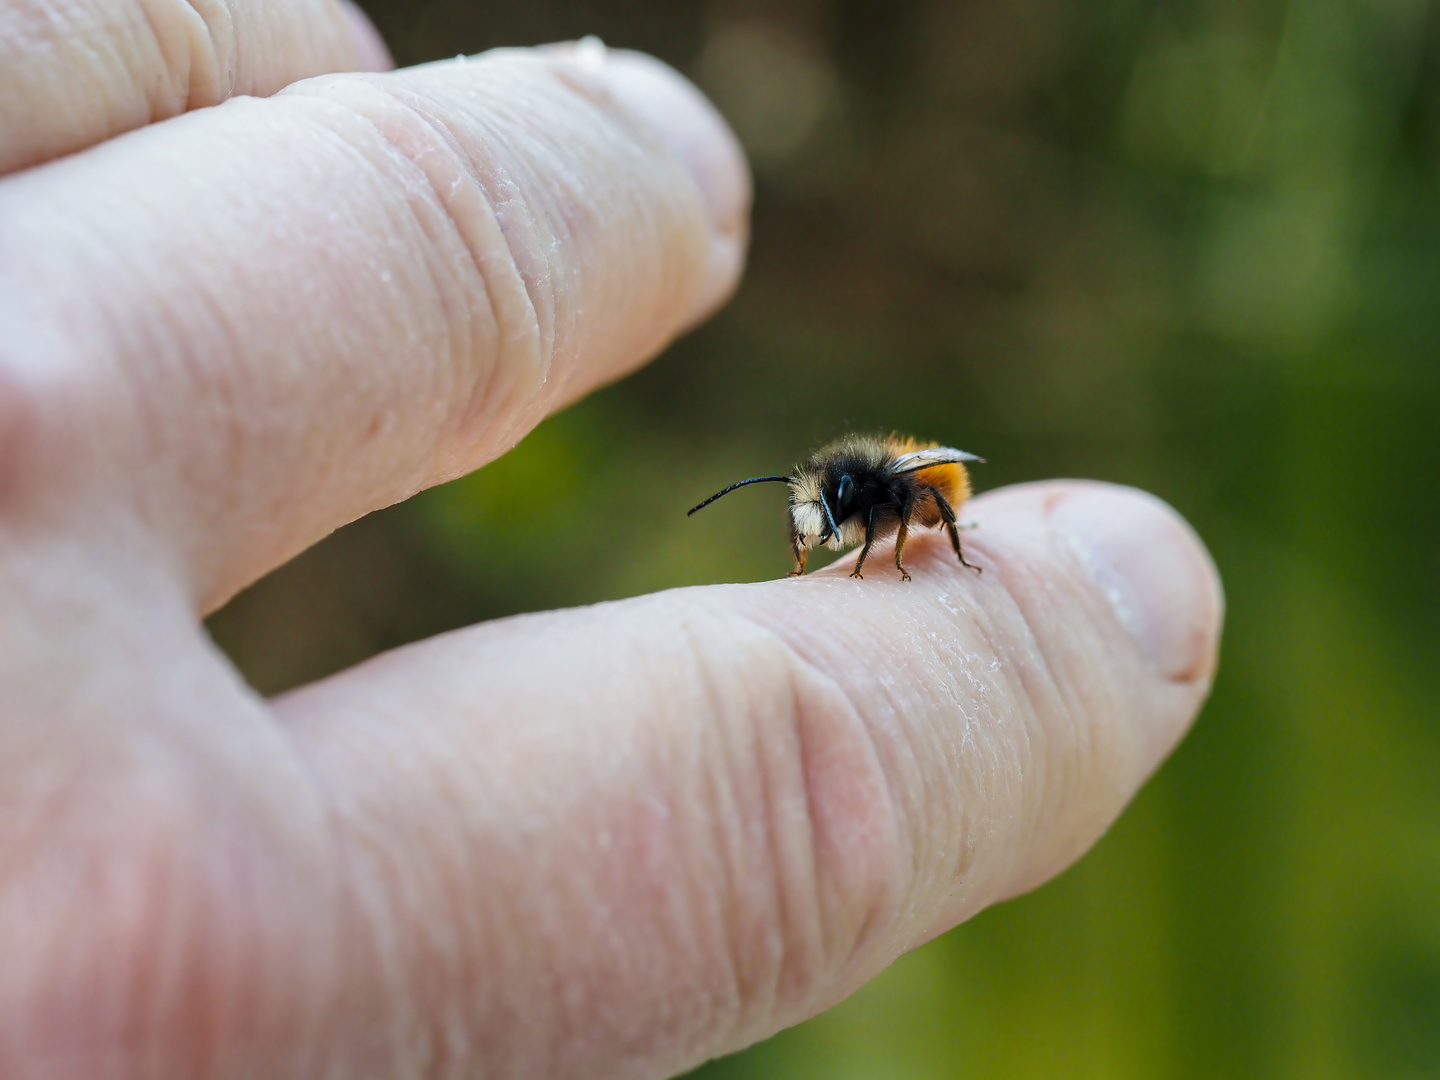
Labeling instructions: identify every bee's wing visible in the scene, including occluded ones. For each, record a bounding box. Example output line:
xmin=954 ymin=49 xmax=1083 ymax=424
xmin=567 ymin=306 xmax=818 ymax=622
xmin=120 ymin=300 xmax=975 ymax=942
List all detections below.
xmin=890 ymin=446 xmax=985 ymax=473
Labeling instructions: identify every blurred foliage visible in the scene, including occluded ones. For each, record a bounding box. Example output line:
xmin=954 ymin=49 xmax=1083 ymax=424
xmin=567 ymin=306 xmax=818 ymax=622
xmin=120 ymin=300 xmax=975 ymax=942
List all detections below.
xmin=206 ymin=0 xmax=1440 ymax=1074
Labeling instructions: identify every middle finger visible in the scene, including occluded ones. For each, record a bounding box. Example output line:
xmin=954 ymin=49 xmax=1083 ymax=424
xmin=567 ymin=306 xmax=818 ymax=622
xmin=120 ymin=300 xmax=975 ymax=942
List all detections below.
xmin=0 ymin=46 xmax=748 ymax=612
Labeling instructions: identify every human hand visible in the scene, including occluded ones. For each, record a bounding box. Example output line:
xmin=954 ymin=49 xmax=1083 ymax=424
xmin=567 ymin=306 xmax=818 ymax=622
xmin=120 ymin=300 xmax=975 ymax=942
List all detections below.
xmin=0 ymin=3 xmax=1222 ymax=1076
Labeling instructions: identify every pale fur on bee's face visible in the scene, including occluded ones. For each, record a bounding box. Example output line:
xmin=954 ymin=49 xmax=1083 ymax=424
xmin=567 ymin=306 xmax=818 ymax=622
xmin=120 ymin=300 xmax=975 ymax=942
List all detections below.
xmin=789 ymin=474 xmax=865 ymax=550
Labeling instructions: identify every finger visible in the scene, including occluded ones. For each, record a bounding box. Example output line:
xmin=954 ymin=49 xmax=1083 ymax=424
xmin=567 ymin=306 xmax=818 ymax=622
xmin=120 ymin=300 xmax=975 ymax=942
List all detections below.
xmin=0 ymin=0 xmax=390 ymax=175
xmin=0 ymin=46 xmax=749 ymax=611
xmin=274 ymin=482 xmax=1221 ymax=1079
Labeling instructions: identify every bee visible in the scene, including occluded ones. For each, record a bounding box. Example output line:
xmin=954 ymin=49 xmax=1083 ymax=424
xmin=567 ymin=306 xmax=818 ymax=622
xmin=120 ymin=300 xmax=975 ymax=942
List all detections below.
xmin=688 ymin=434 xmax=985 ymax=580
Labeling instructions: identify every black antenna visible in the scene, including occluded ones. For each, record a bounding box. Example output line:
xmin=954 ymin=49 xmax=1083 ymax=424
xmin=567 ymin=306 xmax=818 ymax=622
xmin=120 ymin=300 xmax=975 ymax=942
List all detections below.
xmin=819 ymin=492 xmax=842 ymax=543
xmin=688 ymin=476 xmax=793 ymax=516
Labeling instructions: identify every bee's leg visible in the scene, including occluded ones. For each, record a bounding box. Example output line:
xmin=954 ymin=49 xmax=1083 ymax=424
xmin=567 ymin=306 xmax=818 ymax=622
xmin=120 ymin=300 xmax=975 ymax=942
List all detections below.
xmin=786 ymin=534 xmax=808 ymax=577
xmin=894 ymin=491 xmax=916 ymax=581
xmin=850 ymin=507 xmax=878 ymax=579
xmin=929 ymin=488 xmax=981 ymax=574
xmin=893 ymin=528 xmax=912 ymax=582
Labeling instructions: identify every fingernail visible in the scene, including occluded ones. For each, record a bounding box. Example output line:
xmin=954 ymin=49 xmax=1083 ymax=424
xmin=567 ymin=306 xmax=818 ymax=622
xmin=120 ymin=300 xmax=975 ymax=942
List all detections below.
xmin=577 ymin=47 xmax=752 ymax=324
xmin=1048 ymin=485 xmax=1222 ymax=683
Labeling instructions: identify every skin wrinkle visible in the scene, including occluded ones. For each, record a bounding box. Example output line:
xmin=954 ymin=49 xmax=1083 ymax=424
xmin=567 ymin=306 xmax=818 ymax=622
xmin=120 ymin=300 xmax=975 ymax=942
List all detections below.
xmin=675 ymin=615 xmax=764 ymax=1050
xmin=716 ymin=622 xmax=815 ymax=1024
xmin=524 ymin=74 xmax=624 ymax=406
xmin=440 ymin=136 xmax=549 ymax=460
xmin=682 ymin=613 xmax=812 ymax=1036
xmin=772 ymin=663 xmax=828 ymax=1009
xmin=781 ymin=653 xmax=902 ymax=998
xmin=409 ymin=724 xmax=517 ymax=1075
xmin=317 ymin=78 xmax=541 ymax=469
xmin=186 ymin=86 xmax=511 ymax=604
xmin=278 ymin=61 xmax=705 ymax=488
xmin=360 ymin=720 xmax=478 ymax=1065
xmin=777 ymin=660 xmax=838 ymax=1009
xmin=714 ymin=558 xmax=1042 ymax=996
xmin=919 ymin=553 xmax=1037 ymax=889
xmin=319 ymin=784 xmax=422 ymax=1076
xmin=352 ymin=103 xmax=490 ymax=479
xmin=483 ymin=87 xmax=561 ymax=376
xmin=333 ymin=88 xmax=506 ymax=397
xmin=608 ymin=609 xmax=752 ymax=1071
xmin=370 ymin=727 xmax=467 ymax=1078
xmin=881 ymin=600 xmax=970 ymax=921
xmin=153 ymin=260 xmax=254 ymax=580
xmin=322 ymin=747 xmax=441 ymax=1077
xmin=133 ymin=0 xmax=229 ymax=120
xmin=750 ymin=597 xmax=937 ymax=905
xmin=628 ymin=606 xmax=895 ymax=1065
xmin=278 ymin=73 xmax=578 ymax=475
xmin=961 ymin=535 xmax=1081 ymax=890
xmin=37 ymin=630 xmax=349 ymax=1078
xmin=882 ymin=614 xmax=958 ymax=903
xmin=285 ymin=647 xmax=641 ymax=1077
xmin=887 ymin=605 xmax=982 ymax=911
xmin=716 ymin=603 xmax=917 ymax=1009
xmin=491 ymin=58 xmax=708 ymax=408
xmin=0 ymin=776 xmax=113 ymax=1069
xmin=87 ymin=217 xmax=243 ymax=562
xmin=786 ymin=535 xmax=1052 ymax=922
xmin=220 ymin=711 xmax=370 ymax=1080
xmin=118 ymin=207 xmax=308 ymax=602
xmin=451 ymin=76 xmax=585 ymax=415
xmin=935 ymin=614 xmax=1014 ymax=896
xmin=990 ymin=556 xmax=1125 ymax=891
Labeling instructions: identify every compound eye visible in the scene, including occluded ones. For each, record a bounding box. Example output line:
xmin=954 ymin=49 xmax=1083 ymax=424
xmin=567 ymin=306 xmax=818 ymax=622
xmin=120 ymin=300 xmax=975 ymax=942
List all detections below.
xmin=836 ymin=474 xmax=854 ymax=516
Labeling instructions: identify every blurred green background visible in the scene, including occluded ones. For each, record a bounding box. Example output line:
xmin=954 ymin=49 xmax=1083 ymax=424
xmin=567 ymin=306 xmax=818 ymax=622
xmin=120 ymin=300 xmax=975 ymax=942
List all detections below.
xmin=207 ymin=0 xmax=1440 ymax=1075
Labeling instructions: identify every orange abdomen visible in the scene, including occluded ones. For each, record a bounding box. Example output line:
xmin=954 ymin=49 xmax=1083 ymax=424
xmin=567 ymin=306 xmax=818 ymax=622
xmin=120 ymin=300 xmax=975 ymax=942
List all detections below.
xmin=913 ymin=461 xmax=971 ymax=510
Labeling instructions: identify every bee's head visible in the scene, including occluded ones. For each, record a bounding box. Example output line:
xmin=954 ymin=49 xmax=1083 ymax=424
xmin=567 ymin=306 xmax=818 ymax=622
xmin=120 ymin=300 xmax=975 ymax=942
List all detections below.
xmin=789 ymin=466 xmax=857 ymax=550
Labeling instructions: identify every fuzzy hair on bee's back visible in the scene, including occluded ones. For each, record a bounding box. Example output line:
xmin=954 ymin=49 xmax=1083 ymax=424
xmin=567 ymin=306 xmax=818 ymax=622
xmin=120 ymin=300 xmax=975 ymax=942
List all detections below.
xmin=795 ymin=432 xmax=906 ymax=476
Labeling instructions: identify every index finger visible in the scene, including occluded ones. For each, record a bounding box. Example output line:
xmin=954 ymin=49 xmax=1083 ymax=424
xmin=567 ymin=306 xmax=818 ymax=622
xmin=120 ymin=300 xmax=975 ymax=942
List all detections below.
xmin=0 ymin=45 xmax=749 ymax=611
xmin=272 ymin=481 xmax=1223 ymax=1078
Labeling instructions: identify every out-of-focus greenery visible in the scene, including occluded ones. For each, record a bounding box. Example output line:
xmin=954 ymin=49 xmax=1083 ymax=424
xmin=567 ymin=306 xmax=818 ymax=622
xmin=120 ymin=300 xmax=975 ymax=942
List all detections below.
xmin=207 ymin=0 xmax=1440 ymax=1074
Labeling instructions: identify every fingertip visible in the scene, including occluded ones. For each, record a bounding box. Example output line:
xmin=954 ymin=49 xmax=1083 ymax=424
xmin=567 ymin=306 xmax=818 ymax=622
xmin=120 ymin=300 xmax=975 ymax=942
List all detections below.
xmin=548 ymin=43 xmax=752 ymax=325
xmin=337 ymin=0 xmax=394 ymax=73
xmin=972 ymin=481 xmax=1223 ymax=688
xmin=1047 ymin=483 xmax=1222 ymax=685
xmin=960 ymin=480 xmax=1222 ymax=818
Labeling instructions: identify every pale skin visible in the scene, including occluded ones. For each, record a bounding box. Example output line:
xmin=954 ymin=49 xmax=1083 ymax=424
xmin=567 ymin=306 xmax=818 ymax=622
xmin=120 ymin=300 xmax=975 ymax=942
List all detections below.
xmin=0 ymin=3 xmax=1224 ymax=1077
